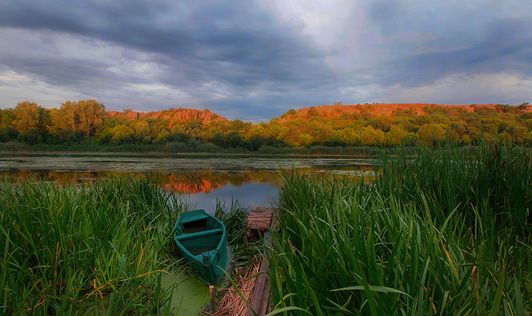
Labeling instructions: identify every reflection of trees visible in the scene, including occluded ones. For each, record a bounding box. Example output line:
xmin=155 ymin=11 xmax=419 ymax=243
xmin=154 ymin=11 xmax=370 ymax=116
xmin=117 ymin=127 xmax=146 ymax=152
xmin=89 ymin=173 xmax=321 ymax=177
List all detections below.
xmin=162 ymin=175 xmax=221 ymax=193
xmin=160 ymin=170 xmax=281 ymax=193
xmin=0 ymin=167 xmax=377 ymax=192
xmin=0 ymin=170 xmax=283 ymax=193
xmin=0 ymin=170 xmax=101 ymax=184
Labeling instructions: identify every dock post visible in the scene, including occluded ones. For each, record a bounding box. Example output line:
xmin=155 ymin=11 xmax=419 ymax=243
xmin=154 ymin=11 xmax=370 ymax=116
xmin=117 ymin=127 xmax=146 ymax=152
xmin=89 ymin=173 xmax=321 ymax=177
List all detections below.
xmin=209 ymin=284 xmax=216 ymax=313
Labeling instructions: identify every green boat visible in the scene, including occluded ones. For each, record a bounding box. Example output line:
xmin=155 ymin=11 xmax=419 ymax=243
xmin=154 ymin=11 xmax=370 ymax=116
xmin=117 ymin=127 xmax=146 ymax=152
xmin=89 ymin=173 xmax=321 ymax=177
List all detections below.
xmin=173 ymin=209 xmax=228 ymax=284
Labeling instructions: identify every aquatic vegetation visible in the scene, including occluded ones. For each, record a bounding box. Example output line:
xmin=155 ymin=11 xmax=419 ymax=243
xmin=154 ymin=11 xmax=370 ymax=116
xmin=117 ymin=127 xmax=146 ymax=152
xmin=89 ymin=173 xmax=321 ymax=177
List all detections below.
xmin=270 ymin=145 xmax=530 ymax=315
xmin=215 ymin=201 xmax=262 ymax=271
xmin=0 ymin=179 xmax=182 ymax=314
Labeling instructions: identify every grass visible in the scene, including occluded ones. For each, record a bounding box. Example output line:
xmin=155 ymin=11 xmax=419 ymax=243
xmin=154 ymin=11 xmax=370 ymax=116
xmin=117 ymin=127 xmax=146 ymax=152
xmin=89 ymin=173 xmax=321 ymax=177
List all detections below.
xmin=215 ymin=202 xmax=261 ymax=271
xmin=270 ymin=145 xmax=530 ymax=315
xmin=2 ymin=145 xmax=529 ymax=314
xmin=0 ymin=177 xmax=266 ymax=315
xmin=0 ymin=179 xmax=183 ymax=315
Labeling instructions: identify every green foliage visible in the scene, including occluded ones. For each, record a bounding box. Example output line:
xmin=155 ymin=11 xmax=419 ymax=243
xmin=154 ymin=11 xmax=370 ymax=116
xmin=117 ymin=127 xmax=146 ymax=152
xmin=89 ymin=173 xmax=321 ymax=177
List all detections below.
xmin=0 ymin=179 xmax=183 ymax=314
xmin=416 ymin=123 xmax=446 ymax=146
xmin=0 ymin=127 xmax=17 ymax=142
xmin=269 ymin=145 xmax=530 ymax=315
xmin=110 ymin=124 xmax=135 ymax=144
xmin=214 ymin=202 xmax=262 ymax=270
xmin=378 ymin=145 xmax=530 ymax=237
xmin=17 ymin=127 xmax=46 ymax=144
xmin=0 ymin=101 xmax=530 ymax=149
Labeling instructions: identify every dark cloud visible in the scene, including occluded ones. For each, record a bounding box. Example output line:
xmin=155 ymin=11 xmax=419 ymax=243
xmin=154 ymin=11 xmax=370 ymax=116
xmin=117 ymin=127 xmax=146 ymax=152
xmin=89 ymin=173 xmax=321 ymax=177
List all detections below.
xmin=0 ymin=0 xmax=342 ymax=119
xmin=0 ymin=1 xmax=329 ymax=83
xmin=5 ymin=56 xmax=115 ymax=88
xmin=0 ymin=0 xmax=531 ymax=119
xmin=366 ymin=18 xmax=532 ymax=87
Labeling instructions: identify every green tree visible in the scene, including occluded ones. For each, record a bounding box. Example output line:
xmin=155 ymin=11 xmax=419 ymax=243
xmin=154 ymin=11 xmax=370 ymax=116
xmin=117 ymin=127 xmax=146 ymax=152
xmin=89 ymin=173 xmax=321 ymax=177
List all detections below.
xmin=0 ymin=109 xmax=15 ymax=128
xmin=386 ymin=125 xmax=409 ymax=146
xmin=359 ymin=126 xmax=385 ymax=146
xmin=417 ymin=123 xmax=446 ymax=146
xmin=110 ymin=125 xmax=134 ymax=143
xmin=0 ymin=127 xmax=17 ymax=142
xmin=132 ymin=120 xmax=152 ymax=143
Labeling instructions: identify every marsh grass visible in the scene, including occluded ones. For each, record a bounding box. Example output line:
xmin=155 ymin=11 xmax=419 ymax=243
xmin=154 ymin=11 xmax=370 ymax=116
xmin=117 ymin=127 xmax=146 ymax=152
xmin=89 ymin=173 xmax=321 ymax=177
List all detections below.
xmin=0 ymin=178 xmax=182 ymax=315
xmin=270 ymin=145 xmax=530 ymax=315
xmin=215 ymin=201 xmax=262 ymax=271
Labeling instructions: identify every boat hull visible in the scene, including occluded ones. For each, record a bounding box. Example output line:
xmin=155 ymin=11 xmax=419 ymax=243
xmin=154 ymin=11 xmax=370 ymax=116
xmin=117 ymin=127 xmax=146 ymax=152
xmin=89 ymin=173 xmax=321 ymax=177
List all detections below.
xmin=174 ymin=210 xmax=228 ymax=283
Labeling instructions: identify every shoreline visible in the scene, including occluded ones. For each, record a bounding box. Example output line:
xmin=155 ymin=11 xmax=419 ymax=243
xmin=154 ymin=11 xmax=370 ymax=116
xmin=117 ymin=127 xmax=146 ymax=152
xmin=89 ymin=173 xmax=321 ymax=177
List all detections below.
xmin=0 ymin=147 xmax=381 ymax=158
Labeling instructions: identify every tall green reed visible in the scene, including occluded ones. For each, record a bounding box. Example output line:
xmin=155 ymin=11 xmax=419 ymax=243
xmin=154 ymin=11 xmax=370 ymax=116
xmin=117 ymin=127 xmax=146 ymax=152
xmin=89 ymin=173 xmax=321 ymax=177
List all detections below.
xmin=270 ymin=145 xmax=530 ymax=315
xmin=214 ymin=201 xmax=262 ymax=270
xmin=378 ymin=145 xmax=530 ymax=237
xmin=0 ymin=179 xmax=182 ymax=315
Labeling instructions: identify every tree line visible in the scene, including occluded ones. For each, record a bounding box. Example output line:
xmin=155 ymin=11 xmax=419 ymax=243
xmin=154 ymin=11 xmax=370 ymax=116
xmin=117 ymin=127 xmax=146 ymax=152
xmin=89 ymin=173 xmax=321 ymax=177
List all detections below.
xmin=0 ymin=100 xmax=530 ymax=150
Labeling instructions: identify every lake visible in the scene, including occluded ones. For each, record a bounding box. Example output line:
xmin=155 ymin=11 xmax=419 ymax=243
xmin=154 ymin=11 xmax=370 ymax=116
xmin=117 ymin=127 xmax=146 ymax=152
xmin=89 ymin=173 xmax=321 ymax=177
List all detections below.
xmin=0 ymin=152 xmax=378 ymax=211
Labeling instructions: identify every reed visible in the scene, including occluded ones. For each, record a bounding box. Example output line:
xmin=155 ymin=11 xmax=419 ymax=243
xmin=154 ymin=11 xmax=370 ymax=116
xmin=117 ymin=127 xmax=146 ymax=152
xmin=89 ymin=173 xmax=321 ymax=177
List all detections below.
xmin=270 ymin=145 xmax=530 ymax=315
xmin=215 ymin=201 xmax=262 ymax=271
xmin=0 ymin=179 xmax=182 ymax=315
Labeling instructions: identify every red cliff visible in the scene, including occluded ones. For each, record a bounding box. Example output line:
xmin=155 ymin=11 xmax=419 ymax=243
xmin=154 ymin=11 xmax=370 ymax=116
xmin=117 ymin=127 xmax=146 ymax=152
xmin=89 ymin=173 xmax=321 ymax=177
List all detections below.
xmin=275 ymin=103 xmax=508 ymax=121
xmin=107 ymin=108 xmax=227 ymax=125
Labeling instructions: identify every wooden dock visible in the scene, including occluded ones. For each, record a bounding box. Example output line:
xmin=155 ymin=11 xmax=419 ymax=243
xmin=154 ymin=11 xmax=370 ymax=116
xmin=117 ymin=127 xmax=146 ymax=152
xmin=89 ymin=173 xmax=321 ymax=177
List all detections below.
xmin=245 ymin=233 xmax=272 ymax=316
xmin=246 ymin=207 xmax=275 ymax=316
xmin=212 ymin=207 xmax=276 ymax=316
xmin=247 ymin=206 xmax=274 ymax=232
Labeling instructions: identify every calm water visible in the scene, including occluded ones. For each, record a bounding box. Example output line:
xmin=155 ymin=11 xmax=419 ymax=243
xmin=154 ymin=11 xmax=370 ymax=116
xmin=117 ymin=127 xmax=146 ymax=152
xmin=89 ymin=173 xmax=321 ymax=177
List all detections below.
xmin=0 ymin=152 xmax=378 ymax=211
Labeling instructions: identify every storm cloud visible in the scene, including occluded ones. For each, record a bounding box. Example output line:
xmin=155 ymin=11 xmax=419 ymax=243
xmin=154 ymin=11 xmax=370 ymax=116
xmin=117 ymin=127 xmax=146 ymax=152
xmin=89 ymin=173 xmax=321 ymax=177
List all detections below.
xmin=0 ymin=0 xmax=531 ymax=120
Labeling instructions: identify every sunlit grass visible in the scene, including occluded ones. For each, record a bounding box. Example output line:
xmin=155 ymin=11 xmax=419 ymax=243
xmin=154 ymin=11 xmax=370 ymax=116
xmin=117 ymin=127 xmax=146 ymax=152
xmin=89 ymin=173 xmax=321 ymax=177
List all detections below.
xmin=270 ymin=145 xmax=530 ymax=315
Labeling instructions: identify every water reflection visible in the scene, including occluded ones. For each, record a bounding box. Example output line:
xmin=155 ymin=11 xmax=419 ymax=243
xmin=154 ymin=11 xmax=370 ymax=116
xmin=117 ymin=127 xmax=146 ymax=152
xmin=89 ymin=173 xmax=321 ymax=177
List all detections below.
xmin=0 ymin=154 xmax=379 ymax=210
xmin=160 ymin=170 xmax=283 ymax=193
xmin=0 ymin=169 xmax=283 ymax=210
xmin=185 ymin=182 xmax=280 ymax=211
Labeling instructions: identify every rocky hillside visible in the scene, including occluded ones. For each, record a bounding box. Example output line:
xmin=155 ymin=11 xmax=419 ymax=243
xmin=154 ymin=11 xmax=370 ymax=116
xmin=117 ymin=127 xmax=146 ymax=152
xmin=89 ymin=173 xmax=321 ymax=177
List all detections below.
xmin=275 ymin=103 xmax=531 ymax=122
xmin=107 ymin=108 xmax=226 ymax=126
xmin=2 ymin=100 xmax=529 ymax=147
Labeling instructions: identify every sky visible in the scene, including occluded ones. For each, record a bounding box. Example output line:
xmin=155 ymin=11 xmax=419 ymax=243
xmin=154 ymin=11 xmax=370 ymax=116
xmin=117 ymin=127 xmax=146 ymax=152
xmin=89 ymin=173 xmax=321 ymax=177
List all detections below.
xmin=0 ymin=0 xmax=531 ymax=120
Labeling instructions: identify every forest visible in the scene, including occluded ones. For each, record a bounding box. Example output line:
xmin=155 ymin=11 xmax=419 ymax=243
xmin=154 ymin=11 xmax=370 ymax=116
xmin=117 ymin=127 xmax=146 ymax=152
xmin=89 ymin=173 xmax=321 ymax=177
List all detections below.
xmin=0 ymin=100 xmax=530 ymax=151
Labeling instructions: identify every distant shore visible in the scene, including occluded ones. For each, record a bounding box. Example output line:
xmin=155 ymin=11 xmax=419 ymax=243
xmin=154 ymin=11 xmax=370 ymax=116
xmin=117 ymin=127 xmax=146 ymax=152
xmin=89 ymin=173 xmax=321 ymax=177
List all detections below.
xmin=0 ymin=142 xmax=381 ymax=157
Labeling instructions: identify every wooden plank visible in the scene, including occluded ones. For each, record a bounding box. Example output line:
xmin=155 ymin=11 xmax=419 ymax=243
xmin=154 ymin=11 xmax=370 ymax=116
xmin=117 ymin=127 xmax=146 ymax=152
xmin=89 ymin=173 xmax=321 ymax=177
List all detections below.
xmin=247 ymin=207 xmax=273 ymax=231
xmin=258 ymin=279 xmax=270 ymax=315
xmin=246 ymin=256 xmax=269 ymax=315
xmin=245 ymin=233 xmax=271 ymax=316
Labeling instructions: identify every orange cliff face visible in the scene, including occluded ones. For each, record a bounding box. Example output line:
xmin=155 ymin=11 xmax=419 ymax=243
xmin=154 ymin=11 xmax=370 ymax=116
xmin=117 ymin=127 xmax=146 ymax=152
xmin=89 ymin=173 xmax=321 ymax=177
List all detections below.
xmin=105 ymin=103 xmax=530 ymax=125
xmin=107 ymin=108 xmax=227 ymax=125
xmin=274 ymin=103 xmax=530 ymax=122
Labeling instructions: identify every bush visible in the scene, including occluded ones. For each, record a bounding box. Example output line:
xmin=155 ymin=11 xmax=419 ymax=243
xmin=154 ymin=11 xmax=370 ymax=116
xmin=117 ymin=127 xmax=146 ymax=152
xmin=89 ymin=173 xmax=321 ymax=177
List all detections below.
xmin=196 ymin=142 xmax=222 ymax=153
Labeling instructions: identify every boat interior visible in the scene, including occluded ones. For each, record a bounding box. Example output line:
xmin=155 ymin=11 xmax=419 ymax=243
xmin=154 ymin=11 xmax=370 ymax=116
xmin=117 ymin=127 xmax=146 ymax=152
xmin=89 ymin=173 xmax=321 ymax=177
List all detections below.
xmin=177 ymin=215 xmax=223 ymax=256
xmin=177 ymin=228 xmax=223 ymax=256
xmin=182 ymin=218 xmax=209 ymax=233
